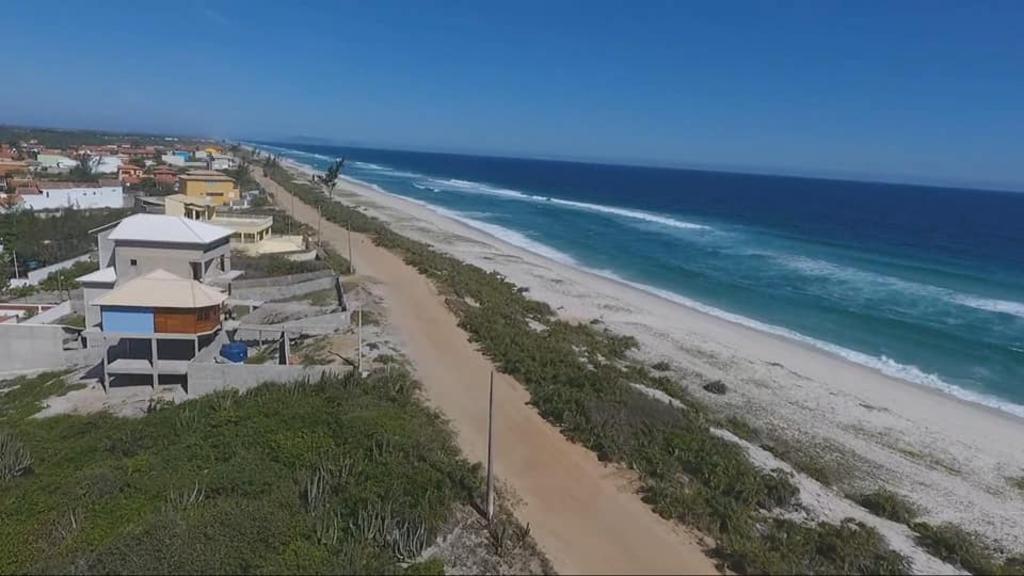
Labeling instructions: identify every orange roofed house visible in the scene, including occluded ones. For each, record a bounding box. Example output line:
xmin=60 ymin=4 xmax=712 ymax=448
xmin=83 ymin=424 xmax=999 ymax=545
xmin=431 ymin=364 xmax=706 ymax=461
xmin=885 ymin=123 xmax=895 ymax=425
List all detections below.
xmin=118 ymin=164 xmax=144 ymax=185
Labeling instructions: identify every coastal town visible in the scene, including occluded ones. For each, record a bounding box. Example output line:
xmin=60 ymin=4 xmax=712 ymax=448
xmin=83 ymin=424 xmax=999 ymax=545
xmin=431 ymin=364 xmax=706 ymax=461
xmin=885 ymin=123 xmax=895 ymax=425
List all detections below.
xmin=2 ymin=126 xmax=1022 ymax=575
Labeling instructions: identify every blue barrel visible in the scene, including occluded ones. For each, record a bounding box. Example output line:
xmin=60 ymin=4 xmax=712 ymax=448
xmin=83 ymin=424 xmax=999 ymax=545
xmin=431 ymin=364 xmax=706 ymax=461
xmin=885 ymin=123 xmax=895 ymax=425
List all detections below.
xmin=220 ymin=342 xmax=248 ymax=363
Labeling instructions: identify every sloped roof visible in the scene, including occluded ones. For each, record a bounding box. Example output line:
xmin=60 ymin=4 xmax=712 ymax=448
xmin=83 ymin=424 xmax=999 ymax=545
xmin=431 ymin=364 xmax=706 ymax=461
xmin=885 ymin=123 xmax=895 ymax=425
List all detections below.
xmin=180 ymin=170 xmax=234 ymax=182
xmin=95 ymin=269 xmax=227 ymax=309
xmin=107 ymin=214 xmax=232 ymax=244
xmin=77 ymin=266 xmax=117 ymax=284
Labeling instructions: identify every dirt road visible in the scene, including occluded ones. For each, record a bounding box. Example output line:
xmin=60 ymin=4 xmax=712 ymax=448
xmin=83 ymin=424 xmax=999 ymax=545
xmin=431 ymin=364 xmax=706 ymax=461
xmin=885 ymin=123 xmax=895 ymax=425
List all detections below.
xmin=257 ymin=171 xmax=717 ymax=574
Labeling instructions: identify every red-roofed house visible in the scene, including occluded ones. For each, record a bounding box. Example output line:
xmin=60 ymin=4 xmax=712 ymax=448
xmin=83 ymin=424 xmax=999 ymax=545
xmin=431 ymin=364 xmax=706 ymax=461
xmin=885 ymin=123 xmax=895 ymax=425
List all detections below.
xmin=119 ymin=164 xmax=144 ymax=185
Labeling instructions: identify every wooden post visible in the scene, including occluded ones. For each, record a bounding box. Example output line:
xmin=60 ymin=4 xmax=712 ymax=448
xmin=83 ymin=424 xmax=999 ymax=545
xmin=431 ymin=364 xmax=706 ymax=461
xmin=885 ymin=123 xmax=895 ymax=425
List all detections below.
xmin=486 ymin=370 xmax=495 ymax=523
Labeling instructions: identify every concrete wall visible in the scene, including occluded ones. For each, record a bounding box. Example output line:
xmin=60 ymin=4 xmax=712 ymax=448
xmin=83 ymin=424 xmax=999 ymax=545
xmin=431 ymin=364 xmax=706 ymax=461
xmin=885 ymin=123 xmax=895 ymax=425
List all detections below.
xmin=0 ymin=324 xmax=64 ymax=374
xmin=98 ymin=229 xmax=115 ymax=269
xmin=22 ymin=300 xmax=72 ymax=325
xmin=229 ymin=269 xmax=334 ymax=289
xmin=114 ymin=239 xmax=230 ymax=282
xmin=232 ymin=275 xmax=337 ymax=302
xmin=82 ymin=284 xmax=111 ymax=328
xmin=186 ymin=363 xmax=345 ymax=396
xmin=22 ymin=186 xmax=123 ymax=211
xmin=14 ymin=254 xmax=94 ymax=286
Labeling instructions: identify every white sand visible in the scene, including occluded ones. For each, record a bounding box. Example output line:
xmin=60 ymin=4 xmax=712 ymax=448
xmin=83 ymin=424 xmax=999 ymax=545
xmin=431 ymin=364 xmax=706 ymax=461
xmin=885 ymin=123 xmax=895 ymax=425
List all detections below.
xmin=279 ymin=157 xmax=1024 ymax=555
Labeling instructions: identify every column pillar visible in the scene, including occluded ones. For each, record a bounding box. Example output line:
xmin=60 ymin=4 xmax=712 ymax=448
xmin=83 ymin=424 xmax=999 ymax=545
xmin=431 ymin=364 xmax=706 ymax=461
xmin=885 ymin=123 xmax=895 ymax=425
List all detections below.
xmin=151 ymin=336 xmax=158 ymax=389
xmin=101 ymin=334 xmax=109 ymax=394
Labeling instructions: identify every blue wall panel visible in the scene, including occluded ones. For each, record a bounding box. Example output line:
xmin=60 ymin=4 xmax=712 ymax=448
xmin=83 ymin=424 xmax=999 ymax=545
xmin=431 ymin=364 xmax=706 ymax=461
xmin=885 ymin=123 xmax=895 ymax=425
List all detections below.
xmin=101 ymin=307 xmax=154 ymax=334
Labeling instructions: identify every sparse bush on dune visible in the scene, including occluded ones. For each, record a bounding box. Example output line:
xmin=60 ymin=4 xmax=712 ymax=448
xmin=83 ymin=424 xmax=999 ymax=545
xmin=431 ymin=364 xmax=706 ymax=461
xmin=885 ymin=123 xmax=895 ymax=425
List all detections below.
xmin=855 ymin=489 xmax=919 ymax=525
xmin=0 ymin=366 xmax=514 ymax=573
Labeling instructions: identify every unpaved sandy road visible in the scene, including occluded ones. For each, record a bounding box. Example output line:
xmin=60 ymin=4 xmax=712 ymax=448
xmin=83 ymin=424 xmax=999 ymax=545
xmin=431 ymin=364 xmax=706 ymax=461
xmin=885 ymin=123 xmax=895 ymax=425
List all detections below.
xmin=257 ymin=170 xmax=717 ymax=574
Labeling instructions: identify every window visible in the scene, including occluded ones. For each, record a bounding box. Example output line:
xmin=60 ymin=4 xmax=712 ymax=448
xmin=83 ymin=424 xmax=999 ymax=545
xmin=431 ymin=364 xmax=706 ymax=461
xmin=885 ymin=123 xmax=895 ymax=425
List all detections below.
xmin=130 ymin=259 xmax=138 ymax=266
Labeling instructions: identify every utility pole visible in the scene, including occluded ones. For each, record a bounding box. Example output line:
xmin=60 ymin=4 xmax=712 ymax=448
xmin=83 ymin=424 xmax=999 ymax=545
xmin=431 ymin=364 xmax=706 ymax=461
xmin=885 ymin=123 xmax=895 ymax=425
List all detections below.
xmin=486 ymin=370 xmax=495 ymax=523
xmin=290 ymin=192 xmax=295 ymax=234
xmin=12 ymin=248 xmax=19 ymax=279
xmin=317 ymin=204 xmax=322 ymax=248
xmin=347 ymin=218 xmax=354 ymax=274
xmin=357 ymin=308 xmax=363 ymax=374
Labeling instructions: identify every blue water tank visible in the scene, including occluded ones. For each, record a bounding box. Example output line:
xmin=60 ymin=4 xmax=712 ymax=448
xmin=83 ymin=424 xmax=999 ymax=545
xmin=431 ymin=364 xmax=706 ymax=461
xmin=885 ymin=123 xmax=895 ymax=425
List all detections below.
xmin=220 ymin=342 xmax=248 ymax=363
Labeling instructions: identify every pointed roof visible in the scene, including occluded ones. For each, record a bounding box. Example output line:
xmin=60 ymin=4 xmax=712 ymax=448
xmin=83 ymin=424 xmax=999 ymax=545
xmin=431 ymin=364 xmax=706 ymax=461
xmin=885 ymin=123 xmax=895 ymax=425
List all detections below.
xmin=107 ymin=213 xmax=232 ymax=244
xmin=94 ymin=269 xmax=227 ymax=309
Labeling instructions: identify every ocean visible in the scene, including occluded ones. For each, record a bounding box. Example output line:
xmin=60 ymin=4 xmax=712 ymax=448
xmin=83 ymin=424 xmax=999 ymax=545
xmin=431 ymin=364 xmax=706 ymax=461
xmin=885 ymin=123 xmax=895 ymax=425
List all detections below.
xmin=254 ymin=142 xmax=1024 ymax=417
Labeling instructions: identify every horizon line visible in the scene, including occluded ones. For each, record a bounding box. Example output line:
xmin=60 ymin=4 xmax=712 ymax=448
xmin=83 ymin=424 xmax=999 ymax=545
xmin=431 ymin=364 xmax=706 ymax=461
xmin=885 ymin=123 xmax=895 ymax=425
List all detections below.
xmin=250 ymin=136 xmax=1024 ymax=195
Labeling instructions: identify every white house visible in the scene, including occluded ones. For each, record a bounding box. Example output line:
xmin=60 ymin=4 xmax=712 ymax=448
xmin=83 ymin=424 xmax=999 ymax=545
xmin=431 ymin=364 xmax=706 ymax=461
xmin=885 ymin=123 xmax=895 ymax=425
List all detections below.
xmin=35 ymin=154 xmax=79 ymax=171
xmin=20 ymin=181 xmax=125 ymax=211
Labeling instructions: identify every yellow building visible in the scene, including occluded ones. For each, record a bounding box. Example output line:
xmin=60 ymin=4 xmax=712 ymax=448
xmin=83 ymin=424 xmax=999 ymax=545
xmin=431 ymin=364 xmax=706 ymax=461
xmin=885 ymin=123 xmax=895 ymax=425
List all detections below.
xmin=163 ymin=193 xmax=275 ymax=247
xmin=179 ymin=170 xmax=239 ymax=206
xmin=163 ymin=194 xmax=216 ymax=220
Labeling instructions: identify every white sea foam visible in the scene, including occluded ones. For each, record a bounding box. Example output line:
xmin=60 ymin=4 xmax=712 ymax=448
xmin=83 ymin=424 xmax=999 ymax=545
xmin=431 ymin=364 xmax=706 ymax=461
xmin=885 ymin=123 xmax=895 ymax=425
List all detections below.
xmin=776 ymin=255 xmax=1024 ymax=320
xmin=422 ymin=177 xmax=709 ymax=231
xmin=586 ymin=270 xmax=1024 ymax=419
xmin=392 ymin=195 xmax=579 ymax=265
xmin=953 ymin=296 xmax=1024 ymax=320
xmin=351 ymin=161 xmax=386 ymax=170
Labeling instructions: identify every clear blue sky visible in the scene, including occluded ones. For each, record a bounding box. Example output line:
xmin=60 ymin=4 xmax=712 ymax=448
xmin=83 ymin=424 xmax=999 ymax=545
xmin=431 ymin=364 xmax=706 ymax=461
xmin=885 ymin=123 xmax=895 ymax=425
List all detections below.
xmin=3 ymin=1 xmax=1022 ymax=189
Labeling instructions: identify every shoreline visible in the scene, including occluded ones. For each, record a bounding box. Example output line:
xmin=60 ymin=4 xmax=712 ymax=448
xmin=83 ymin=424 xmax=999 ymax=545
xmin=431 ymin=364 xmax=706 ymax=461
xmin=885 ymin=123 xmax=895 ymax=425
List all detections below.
xmin=265 ymin=150 xmax=1024 ymax=551
xmin=290 ymin=154 xmax=1023 ymax=425
xmin=326 ymin=159 xmax=1023 ymax=423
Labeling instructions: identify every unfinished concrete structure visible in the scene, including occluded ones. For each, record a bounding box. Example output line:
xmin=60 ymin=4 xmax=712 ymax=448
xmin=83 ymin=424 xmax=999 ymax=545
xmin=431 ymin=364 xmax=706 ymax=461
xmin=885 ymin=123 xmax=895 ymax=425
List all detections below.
xmin=96 ymin=269 xmax=227 ymax=391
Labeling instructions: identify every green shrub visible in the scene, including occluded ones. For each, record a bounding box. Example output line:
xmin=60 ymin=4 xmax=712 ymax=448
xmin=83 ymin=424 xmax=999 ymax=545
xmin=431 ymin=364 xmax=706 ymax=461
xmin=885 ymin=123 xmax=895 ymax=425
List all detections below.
xmin=855 ymin=490 xmax=919 ymax=524
xmin=232 ymin=253 xmax=327 ymax=278
xmin=0 ymin=431 xmax=32 ymax=480
xmin=702 ymin=380 xmax=728 ymax=395
xmin=911 ymin=522 xmax=1008 ymax=575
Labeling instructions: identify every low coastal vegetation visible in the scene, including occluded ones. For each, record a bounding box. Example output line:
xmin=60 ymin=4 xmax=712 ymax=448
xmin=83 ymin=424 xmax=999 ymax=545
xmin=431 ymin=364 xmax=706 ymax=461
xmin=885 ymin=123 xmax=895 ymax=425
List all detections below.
xmin=231 ymin=252 xmax=329 ymax=279
xmin=262 ymin=157 xmax=916 ymax=574
xmin=851 ymin=489 xmax=1024 ymax=574
xmin=854 ymin=489 xmax=920 ymax=525
xmin=0 ymin=369 xmax=534 ymax=573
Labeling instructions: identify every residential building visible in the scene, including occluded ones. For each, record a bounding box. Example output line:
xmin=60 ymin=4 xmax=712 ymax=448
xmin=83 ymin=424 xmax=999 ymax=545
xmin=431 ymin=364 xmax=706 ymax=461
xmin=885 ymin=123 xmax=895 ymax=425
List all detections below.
xmin=89 ymin=155 xmax=122 ymax=174
xmin=179 ymin=169 xmax=239 ymax=206
xmin=34 ymin=153 xmax=78 ymax=172
xmin=80 ymin=213 xmax=234 ymax=331
xmin=164 ymin=193 xmax=216 ymax=220
xmin=163 ymin=194 xmax=274 ymax=247
xmin=0 ymin=159 xmax=29 ymax=177
xmin=152 ymin=165 xmax=178 ymax=187
xmin=118 ymin=164 xmax=144 ymax=184
xmin=95 ymin=269 xmax=227 ymax=390
xmin=19 ymin=180 xmax=124 ymax=211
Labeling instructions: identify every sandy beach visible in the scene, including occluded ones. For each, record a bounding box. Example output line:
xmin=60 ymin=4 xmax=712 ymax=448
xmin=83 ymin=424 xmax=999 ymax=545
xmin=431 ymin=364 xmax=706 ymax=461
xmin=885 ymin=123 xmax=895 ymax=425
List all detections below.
xmin=264 ymin=156 xmax=1024 ymax=561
